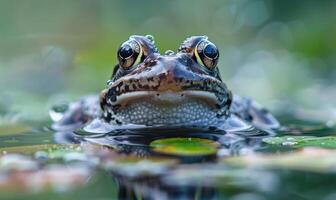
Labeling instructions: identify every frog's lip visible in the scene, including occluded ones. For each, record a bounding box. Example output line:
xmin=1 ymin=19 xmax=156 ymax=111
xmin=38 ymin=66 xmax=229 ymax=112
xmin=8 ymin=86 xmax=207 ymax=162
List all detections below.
xmin=110 ymin=90 xmax=220 ymax=108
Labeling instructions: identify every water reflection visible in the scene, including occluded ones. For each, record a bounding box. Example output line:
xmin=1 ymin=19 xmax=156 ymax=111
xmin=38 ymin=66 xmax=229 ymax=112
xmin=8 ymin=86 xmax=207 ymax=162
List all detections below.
xmin=0 ymin=117 xmax=334 ymax=199
xmin=71 ymin=125 xmax=267 ymax=199
xmin=73 ymin=126 xmax=270 ymax=159
xmin=52 ymin=120 xmax=333 ymax=200
xmin=116 ymin=179 xmax=219 ymax=200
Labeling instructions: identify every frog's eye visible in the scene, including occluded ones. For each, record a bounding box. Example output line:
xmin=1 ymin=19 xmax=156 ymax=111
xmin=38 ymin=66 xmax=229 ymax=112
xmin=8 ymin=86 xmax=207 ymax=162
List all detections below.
xmin=194 ymin=40 xmax=219 ymax=69
xmin=117 ymin=39 xmax=143 ymax=69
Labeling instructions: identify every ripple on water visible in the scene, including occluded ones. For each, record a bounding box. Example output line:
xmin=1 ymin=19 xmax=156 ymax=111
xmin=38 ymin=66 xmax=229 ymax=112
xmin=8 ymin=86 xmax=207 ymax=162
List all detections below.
xmin=72 ymin=120 xmax=271 ymax=160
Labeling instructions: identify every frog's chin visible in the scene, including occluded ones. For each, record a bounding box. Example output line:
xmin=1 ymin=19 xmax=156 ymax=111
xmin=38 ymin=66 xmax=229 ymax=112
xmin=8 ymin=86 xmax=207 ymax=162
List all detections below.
xmin=107 ymin=90 xmax=229 ymax=127
xmin=113 ymin=90 xmax=220 ymax=109
xmin=112 ymin=97 xmax=222 ymax=127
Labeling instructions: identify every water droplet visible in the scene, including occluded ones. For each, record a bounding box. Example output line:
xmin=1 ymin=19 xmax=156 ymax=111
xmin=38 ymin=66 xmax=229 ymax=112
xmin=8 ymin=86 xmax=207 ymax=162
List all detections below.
xmin=35 ymin=151 xmax=49 ymax=160
xmin=165 ymin=50 xmax=175 ymax=55
xmin=326 ymin=120 xmax=335 ymax=128
xmin=282 ymin=141 xmax=298 ymax=146
xmin=49 ymin=103 xmax=69 ymax=122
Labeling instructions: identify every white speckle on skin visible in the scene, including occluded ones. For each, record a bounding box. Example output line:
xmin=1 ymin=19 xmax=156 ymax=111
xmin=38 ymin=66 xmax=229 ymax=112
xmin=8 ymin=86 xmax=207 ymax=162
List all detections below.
xmin=115 ymin=100 xmax=219 ymax=126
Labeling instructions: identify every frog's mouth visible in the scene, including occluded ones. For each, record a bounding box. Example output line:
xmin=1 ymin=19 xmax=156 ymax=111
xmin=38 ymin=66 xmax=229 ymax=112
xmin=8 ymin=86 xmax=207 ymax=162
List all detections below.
xmin=110 ymin=90 xmax=225 ymax=126
xmin=113 ymin=90 xmax=219 ymax=108
xmin=101 ymin=56 xmax=232 ymax=126
xmin=103 ymin=70 xmax=231 ymax=109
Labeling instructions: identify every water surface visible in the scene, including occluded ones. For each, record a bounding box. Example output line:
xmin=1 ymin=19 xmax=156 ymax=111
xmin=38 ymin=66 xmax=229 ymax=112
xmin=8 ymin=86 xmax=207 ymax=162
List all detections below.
xmin=0 ymin=115 xmax=335 ymax=200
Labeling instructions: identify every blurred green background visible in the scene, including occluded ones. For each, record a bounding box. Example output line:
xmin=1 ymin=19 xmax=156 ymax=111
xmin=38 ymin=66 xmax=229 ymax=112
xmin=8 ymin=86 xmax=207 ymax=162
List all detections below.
xmin=0 ymin=0 xmax=335 ymax=122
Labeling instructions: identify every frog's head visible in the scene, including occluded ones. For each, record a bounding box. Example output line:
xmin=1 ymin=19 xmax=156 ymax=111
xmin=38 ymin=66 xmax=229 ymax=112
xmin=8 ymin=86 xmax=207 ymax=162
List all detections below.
xmin=100 ymin=35 xmax=232 ymax=127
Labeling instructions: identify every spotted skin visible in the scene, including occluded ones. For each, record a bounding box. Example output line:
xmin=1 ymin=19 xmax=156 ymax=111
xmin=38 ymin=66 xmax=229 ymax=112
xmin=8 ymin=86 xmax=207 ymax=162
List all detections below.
xmin=51 ymin=35 xmax=279 ymax=131
xmin=102 ymin=54 xmax=230 ymax=112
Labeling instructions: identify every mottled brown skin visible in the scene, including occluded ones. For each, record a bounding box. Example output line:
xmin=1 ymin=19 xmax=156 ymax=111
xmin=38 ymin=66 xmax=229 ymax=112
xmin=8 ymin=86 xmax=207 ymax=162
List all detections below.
xmin=100 ymin=36 xmax=231 ymax=124
xmin=51 ymin=35 xmax=279 ymax=131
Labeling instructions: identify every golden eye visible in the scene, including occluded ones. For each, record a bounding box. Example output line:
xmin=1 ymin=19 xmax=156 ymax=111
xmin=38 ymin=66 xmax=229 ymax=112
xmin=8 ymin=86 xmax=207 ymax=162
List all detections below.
xmin=117 ymin=39 xmax=143 ymax=69
xmin=194 ymin=40 xmax=219 ymax=69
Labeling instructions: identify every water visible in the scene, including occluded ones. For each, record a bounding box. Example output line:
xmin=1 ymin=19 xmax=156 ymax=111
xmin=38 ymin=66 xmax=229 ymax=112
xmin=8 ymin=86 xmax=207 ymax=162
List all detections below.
xmin=0 ymin=115 xmax=335 ymax=200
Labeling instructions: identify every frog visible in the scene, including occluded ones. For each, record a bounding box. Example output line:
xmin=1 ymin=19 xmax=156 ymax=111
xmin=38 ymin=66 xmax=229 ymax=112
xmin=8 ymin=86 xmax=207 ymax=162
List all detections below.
xmin=50 ymin=35 xmax=279 ymax=135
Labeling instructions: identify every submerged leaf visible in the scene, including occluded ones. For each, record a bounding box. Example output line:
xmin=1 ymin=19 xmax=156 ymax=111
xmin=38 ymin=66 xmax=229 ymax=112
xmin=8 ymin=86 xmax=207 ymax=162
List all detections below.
xmin=263 ymin=136 xmax=336 ymax=148
xmin=150 ymin=137 xmax=219 ymax=156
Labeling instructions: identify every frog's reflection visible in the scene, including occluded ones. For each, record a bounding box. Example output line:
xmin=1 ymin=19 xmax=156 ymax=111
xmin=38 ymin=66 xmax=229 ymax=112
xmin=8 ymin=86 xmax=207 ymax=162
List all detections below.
xmin=116 ymin=177 xmax=218 ymax=200
xmin=113 ymin=132 xmax=264 ymax=158
xmin=54 ymin=126 xmax=269 ymax=158
xmin=53 ymin=128 xmax=269 ymax=200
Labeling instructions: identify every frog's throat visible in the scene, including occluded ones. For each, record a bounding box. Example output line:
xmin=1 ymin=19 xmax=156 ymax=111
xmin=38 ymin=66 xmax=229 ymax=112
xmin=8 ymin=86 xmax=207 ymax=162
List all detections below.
xmin=109 ymin=90 xmax=219 ymax=108
xmin=101 ymin=90 xmax=231 ymax=126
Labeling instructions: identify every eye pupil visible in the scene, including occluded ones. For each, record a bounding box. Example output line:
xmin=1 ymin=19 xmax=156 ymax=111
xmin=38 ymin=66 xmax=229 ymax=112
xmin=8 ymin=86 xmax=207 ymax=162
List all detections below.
xmin=203 ymin=43 xmax=218 ymax=59
xmin=119 ymin=44 xmax=134 ymax=58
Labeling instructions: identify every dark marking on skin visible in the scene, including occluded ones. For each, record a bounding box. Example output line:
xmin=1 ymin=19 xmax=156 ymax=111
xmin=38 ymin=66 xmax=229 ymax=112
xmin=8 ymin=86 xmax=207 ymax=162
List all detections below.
xmin=100 ymin=35 xmax=231 ymax=119
xmin=111 ymin=64 xmax=120 ymax=79
xmin=104 ymin=71 xmax=230 ymax=113
xmin=112 ymin=105 xmax=121 ymax=111
xmin=124 ymin=85 xmax=129 ymax=91
xmin=109 ymin=95 xmax=117 ymax=103
xmin=159 ymin=73 xmax=166 ymax=80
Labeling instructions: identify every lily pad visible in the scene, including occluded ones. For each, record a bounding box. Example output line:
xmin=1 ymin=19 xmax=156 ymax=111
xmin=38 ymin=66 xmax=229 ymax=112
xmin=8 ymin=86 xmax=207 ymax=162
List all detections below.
xmin=150 ymin=137 xmax=220 ymax=156
xmin=263 ymin=136 xmax=336 ymax=149
xmin=0 ymin=144 xmax=80 ymax=159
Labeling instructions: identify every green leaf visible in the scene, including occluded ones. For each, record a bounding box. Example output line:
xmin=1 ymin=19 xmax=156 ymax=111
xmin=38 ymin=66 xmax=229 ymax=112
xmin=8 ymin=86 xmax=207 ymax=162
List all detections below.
xmin=0 ymin=144 xmax=80 ymax=158
xmin=263 ymin=136 xmax=336 ymax=148
xmin=150 ymin=137 xmax=219 ymax=156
